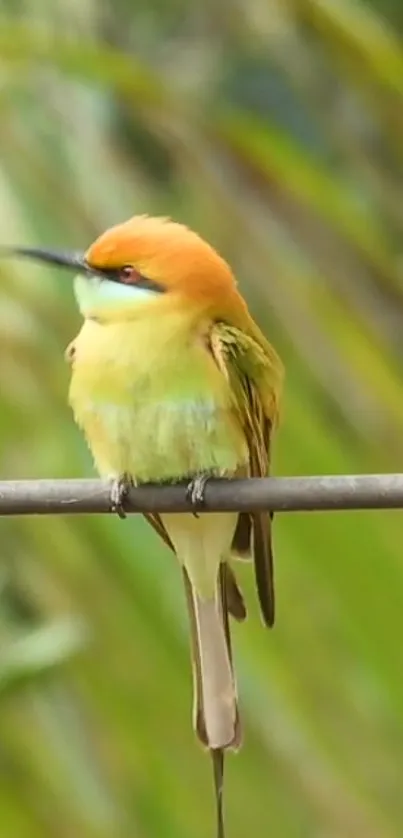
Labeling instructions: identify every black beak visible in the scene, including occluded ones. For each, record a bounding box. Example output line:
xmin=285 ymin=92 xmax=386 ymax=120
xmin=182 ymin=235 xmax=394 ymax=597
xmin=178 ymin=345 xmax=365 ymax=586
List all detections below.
xmin=0 ymin=246 xmax=89 ymax=274
xmin=1 ymin=245 xmax=166 ymax=293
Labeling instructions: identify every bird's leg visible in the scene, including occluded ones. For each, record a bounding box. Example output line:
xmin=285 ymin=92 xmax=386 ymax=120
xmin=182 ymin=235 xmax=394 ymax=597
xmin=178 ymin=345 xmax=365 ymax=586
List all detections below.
xmin=186 ymin=473 xmax=210 ymax=517
xmin=110 ymin=473 xmax=134 ymax=519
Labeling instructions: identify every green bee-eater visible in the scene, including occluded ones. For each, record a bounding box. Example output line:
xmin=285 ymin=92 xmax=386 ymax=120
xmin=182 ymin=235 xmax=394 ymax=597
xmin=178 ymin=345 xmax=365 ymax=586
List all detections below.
xmin=5 ymin=215 xmax=283 ymax=837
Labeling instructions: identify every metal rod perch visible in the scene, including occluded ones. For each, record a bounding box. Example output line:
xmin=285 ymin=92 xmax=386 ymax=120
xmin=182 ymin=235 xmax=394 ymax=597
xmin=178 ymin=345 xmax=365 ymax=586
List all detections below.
xmin=1 ymin=474 xmax=403 ymax=516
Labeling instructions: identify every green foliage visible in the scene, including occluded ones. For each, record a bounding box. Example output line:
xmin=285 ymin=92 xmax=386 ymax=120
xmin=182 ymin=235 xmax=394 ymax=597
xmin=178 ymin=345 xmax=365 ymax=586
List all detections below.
xmin=1 ymin=0 xmax=403 ymax=835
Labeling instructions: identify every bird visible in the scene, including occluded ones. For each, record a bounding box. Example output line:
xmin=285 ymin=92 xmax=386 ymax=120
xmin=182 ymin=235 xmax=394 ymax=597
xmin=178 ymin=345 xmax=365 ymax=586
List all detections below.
xmin=4 ymin=215 xmax=284 ymax=837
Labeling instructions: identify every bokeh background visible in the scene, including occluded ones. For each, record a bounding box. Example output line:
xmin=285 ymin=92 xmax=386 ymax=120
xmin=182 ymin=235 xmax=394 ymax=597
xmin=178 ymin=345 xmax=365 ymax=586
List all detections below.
xmin=1 ymin=1 xmax=403 ymax=836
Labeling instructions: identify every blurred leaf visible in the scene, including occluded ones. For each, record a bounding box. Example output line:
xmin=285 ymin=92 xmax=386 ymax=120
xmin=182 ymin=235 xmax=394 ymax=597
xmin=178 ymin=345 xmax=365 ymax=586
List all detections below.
xmin=0 ymin=618 xmax=88 ymax=695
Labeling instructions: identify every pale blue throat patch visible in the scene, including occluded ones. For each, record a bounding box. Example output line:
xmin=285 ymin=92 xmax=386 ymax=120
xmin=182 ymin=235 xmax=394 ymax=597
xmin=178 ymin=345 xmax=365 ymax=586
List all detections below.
xmin=74 ymin=273 xmax=158 ymax=316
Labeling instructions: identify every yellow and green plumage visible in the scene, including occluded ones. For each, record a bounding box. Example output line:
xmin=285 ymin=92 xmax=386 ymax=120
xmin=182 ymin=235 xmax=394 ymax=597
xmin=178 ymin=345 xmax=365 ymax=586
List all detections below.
xmin=7 ymin=215 xmax=283 ymax=838
xmin=68 ymin=312 xmax=249 ymax=485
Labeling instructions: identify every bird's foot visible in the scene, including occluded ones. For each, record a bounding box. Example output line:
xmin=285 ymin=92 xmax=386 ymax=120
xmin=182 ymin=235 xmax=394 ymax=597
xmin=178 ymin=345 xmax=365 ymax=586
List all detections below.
xmin=186 ymin=473 xmax=210 ymax=518
xmin=110 ymin=474 xmax=134 ymax=519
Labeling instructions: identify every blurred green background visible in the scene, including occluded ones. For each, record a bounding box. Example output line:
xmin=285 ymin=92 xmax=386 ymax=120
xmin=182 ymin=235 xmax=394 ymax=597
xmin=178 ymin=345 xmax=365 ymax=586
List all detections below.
xmin=1 ymin=0 xmax=403 ymax=836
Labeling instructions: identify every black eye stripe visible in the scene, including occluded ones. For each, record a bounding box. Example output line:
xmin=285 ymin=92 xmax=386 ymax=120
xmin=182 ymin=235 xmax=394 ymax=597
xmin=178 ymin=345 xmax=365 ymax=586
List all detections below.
xmin=86 ymin=264 xmax=166 ymax=294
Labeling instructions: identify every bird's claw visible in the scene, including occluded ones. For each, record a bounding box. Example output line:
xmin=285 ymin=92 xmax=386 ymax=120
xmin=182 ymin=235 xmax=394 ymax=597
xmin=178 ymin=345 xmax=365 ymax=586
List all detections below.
xmin=110 ymin=474 xmax=133 ymax=519
xmin=186 ymin=474 xmax=210 ymax=517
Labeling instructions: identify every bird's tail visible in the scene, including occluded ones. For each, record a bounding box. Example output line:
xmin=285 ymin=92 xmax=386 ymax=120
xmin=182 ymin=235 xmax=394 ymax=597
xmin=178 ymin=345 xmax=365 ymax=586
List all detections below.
xmin=182 ymin=564 xmax=241 ymax=838
xmin=182 ymin=564 xmax=241 ymax=750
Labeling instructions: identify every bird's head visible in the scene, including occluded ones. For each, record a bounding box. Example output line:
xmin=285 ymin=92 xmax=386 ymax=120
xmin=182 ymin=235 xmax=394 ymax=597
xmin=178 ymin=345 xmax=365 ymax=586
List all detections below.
xmin=3 ymin=215 xmax=243 ymax=322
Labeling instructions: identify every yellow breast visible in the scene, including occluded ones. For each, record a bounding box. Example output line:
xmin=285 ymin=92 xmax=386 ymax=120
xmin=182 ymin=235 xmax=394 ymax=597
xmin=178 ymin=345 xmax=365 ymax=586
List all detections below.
xmin=67 ymin=314 xmax=248 ymax=482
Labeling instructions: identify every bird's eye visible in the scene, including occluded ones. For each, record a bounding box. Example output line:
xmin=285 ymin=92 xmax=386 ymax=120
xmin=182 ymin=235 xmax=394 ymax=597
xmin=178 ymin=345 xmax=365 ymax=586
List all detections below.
xmin=120 ymin=265 xmax=134 ymax=283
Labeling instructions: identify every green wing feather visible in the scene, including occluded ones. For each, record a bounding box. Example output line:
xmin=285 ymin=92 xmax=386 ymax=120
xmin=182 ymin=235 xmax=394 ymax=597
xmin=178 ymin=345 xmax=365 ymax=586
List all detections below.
xmin=209 ymin=322 xmax=283 ymax=628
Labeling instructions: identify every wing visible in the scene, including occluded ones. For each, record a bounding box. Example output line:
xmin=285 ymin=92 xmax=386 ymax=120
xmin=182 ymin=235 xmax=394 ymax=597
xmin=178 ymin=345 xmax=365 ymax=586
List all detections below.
xmin=209 ymin=322 xmax=283 ymax=628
